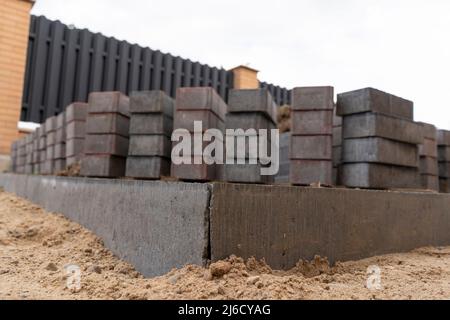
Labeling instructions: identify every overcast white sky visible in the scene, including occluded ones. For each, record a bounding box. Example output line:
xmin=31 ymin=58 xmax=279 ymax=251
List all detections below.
xmin=32 ymin=0 xmax=450 ymax=130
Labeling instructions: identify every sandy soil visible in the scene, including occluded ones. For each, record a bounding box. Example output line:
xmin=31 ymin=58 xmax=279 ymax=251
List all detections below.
xmin=1 ymin=189 xmax=450 ymax=300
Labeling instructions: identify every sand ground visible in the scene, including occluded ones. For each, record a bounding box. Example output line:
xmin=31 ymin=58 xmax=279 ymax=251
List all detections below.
xmin=0 ymin=188 xmax=449 ymax=300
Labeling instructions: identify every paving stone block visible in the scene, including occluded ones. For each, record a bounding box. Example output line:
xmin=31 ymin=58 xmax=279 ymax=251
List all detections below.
xmin=225 ymin=112 xmax=276 ymax=131
xmin=129 ymin=113 xmax=173 ymax=136
xmin=333 ymin=126 xmax=342 ymax=147
xmin=289 ymin=159 xmax=333 ymax=185
xmin=171 ymin=157 xmax=217 ymax=181
xmin=440 ymin=178 xmax=450 ymax=193
xmin=85 ymin=134 xmax=129 ymax=156
xmin=66 ymin=121 xmax=86 ymax=140
xmin=419 ymin=138 xmax=438 ymax=158
xmin=333 ymin=146 xmax=342 ymax=166
xmin=420 ymin=157 xmax=438 ymax=176
xmin=291 ymin=87 xmax=334 ymax=111
xmin=66 ymin=138 xmax=84 ymax=157
xmin=439 ymin=162 xmax=450 ymax=178
xmin=291 ymin=110 xmax=333 ymax=135
xmin=55 ymin=127 xmax=65 ymax=144
xmin=227 ymin=89 xmax=277 ymax=124
xmin=438 ymin=146 xmax=450 ymax=162
xmin=86 ymin=113 xmax=130 ymax=136
xmin=128 ymin=135 xmax=171 ymax=157
xmin=38 ymin=136 xmax=46 ymax=150
xmin=80 ymin=155 xmax=126 ymax=177
xmin=130 ymin=90 xmax=174 ymax=116
xmin=46 ymin=131 xmax=55 ymax=146
xmin=223 ymin=164 xmax=274 ymax=184
xmin=41 ymin=159 xmax=54 ymax=175
xmin=174 ymin=110 xmax=225 ymax=133
xmin=175 ymin=87 xmax=227 ymax=121
xmin=56 ymin=112 xmax=65 ymax=129
xmin=66 ymin=155 xmax=82 ymax=167
xmin=44 ymin=116 xmax=57 ymax=133
xmin=39 ymin=150 xmax=46 ymax=163
xmin=342 ymin=137 xmax=419 ymax=168
xmin=333 ymin=108 xmax=342 ymax=126
xmin=54 ymin=143 xmax=66 ymax=159
xmin=342 ymin=113 xmax=423 ymax=144
xmin=125 ymin=156 xmax=171 ymax=179
xmin=46 ymin=145 xmax=54 ymax=160
xmin=420 ymin=174 xmax=439 ymax=191
xmin=24 ymin=164 xmax=33 ymax=174
xmin=417 ymin=122 xmax=437 ymax=140
xmin=290 ymin=135 xmax=332 ymax=160
xmin=88 ymin=91 xmax=130 ymax=117
xmin=337 ymin=87 xmax=414 ymax=120
xmin=340 ymin=163 xmax=420 ymax=189
xmin=66 ymin=102 xmax=88 ymax=123
xmin=438 ymin=130 xmax=450 ymax=146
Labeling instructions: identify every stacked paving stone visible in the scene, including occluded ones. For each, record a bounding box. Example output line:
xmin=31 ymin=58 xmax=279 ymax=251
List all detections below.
xmin=9 ymin=141 xmax=18 ymax=173
xmin=32 ymin=128 xmax=41 ymax=174
xmin=16 ymin=137 xmax=26 ymax=173
xmin=126 ymin=91 xmax=174 ymax=179
xmin=42 ymin=116 xmax=57 ymax=174
xmin=171 ymin=87 xmax=227 ymax=181
xmin=53 ymin=112 xmax=66 ymax=172
xmin=332 ymin=106 xmax=342 ymax=185
xmin=65 ymin=102 xmax=88 ymax=166
xmin=24 ymin=133 xmax=34 ymax=174
xmin=37 ymin=125 xmax=47 ymax=173
xmin=290 ymin=86 xmax=334 ymax=186
xmin=224 ymin=89 xmax=277 ymax=184
xmin=337 ymin=88 xmax=422 ymax=189
xmin=80 ymin=92 xmax=130 ymax=177
xmin=275 ymin=132 xmax=290 ymax=183
xmin=438 ymin=130 xmax=450 ymax=193
xmin=417 ymin=122 xmax=439 ymax=191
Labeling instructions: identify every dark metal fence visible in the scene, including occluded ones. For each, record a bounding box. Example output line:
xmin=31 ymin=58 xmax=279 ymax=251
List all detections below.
xmin=260 ymin=82 xmax=291 ymax=106
xmin=21 ymin=15 xmax=291 ymax=123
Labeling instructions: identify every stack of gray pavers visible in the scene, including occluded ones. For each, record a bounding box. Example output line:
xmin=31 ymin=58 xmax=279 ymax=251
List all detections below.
xmin=53 ymin=111 xmax=66 ymax=173
xmin=171 ymin=87 xmax=227 ymax=181
xmin=9 ymin=141 xmax=18 ymax=173
xmin=42 ymin=116 xmax=56 ymax=174
xmin=224 ymin=89 xmax=277 ymax=184
xmin=438 ymin=130 xmax=450 ymax=193
xmin=32 ymin=128 xmax=41 ymax=174
xmin=126 ymin=91 xmax=174 ymax=179
xmin=16 ymin=137 xmax=26 ymax=173
xmin=418 ymin=122 xmax=439 ymax=191
xmin=24 ymin=133 xmax=34 ymax=174
xmin=275 ymin=132 xmax=290 ymax=183
xmin=65 ymin=102 xmax=88 ymax=167
xmin=332 ymin=106 xmax=342 ymax=185
xmin=81 ymin=92 xmax=130 ymax=178
xmin=337 ymin=88 xmax=422 ymax=189
xmin=290 ymin=86 xmax=334 ymax=186
xmin=37 ymin=125 xmax=46 ymax=173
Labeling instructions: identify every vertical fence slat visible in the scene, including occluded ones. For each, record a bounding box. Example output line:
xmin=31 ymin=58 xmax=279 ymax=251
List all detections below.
xmin=74 ymin=29 xmax=92 ymax=103
xmin=115 ymin=41 xmax=130 ymax=93
xmin=128 ymin=44 xmax=141 ymax=94
xmin=140 ymin=48 xmax=152 ymax=90
xmin=151 ymin=51 xmax=162 ymax=90
xmin=173 ymin=57 xmax=183 ymax=97
xmin=103 ymin=37 xmax=118 ymax=91
xmin=59 ymin=27 xmax=79 ymax=112
xmin=183 ymin=60 xmax=192 ymax=87
xmin=162 ymin=54 xmax=172 ymax=95
xmin=89 ymin=33 xmax=105 ymax=93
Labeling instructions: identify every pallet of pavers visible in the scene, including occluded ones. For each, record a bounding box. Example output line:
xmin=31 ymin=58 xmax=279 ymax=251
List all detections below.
xmin=337 ymin=87 xmax=422 ymax=189
xmin=37 ymin=125 xmax=46 ymax=174
xmin=438 ymin=130 xmax=450 ymax=193
xmin=81 ymin=92 xmax=130 ymax=178
xmin=332 ymin=105 xmax=342 ymax=185
xmin=418 ymin=122 xmax=439 ymax=191
xmin=53 ymin=111 xmax=66 ymax=173
xmin=171 ymin=87 xmax=226 ymax=181
xmin=31 ymin=128 xmax=40 ymax=174
xmin=126 ymin=91 xmax=174 ymax=179
xmin=290 ymin=86 xmax=334 ymax=186
xmin=42 ymin=116 xmax=56 ymax=175
xmin=24 ymin=133 xmax=34 ymax=174
xmin=16 ymin=136 xmax=26 ymax=174
xmin=65 ymin=102 xmax=88 ymax=167
xmin=224 ymin=88 xmax=277 ymax=184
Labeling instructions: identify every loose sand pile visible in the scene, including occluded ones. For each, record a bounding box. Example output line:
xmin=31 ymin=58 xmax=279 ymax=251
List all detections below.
xmin=1 ymin=189 xmax=450 ymax=300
